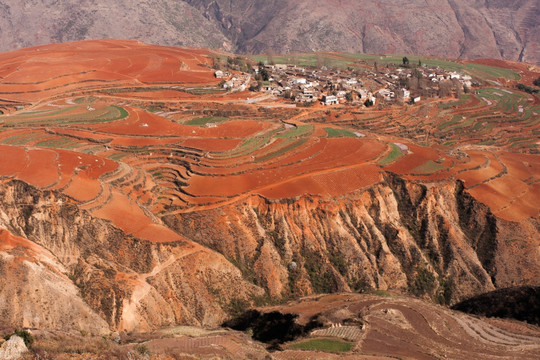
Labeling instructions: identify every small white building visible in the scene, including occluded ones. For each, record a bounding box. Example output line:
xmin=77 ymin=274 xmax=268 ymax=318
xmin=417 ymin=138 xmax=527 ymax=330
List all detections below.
xmin=322 ymin=95 xmax=338 ymax=105
xmin=399 ymin=88 xmax=410 ymax=99
xmin=378 ymin=88 xmax=395 ymax=101
xmin=214 ymin=70 xmax=225 ymax=78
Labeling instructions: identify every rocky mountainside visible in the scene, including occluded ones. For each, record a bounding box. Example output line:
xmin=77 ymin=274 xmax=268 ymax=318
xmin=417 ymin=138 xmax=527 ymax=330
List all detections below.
xmin=0 ymin=0 xmax=539 ymax=64
xmin=0 ymin=0 xmax=231 ymax=52
xmin=163 ymin=174 xmax=539 ymax=304
xmin=0 ymin=180 xmax=263 ymax=333
xmin=1 ymin=174 xmax=537 ymax=334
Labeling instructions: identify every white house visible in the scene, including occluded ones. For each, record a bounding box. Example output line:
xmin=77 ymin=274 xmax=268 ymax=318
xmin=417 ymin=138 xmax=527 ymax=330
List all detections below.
xmin=322 ymin=95 xmax=338 ymax=105
xmin=399 ymin=88 xmax=411 ymax=99
xmin=378 ymin=88 xmax=395 ymax=101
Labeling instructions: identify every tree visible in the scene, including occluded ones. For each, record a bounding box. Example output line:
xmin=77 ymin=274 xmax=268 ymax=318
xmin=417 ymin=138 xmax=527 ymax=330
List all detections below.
xmin=345 ymin=92 xmax=353 ymax=102
xmin=364 ymin=99 xmax=374 ymax=107
xmin=533 ymin=76 xmax=540 ymax=87
xmin=438 ymin=80 xmax=453 ymax=98
xmin=418 ymin=59 xmax=422 ymax=67
xmin=258 ymin=65 xmax=270 ymax=81
xmin=266 ymin=49 xmax=275 ymax=65
xmin=402 ymin=57 xmax=410 ymax=66
xmin=249 ymin=81 xmax=262 ymax=92
xmin=452 ymin=78 xmax=463 ymax=97
xmin=412 ymin=68 xmax=423 ymax=80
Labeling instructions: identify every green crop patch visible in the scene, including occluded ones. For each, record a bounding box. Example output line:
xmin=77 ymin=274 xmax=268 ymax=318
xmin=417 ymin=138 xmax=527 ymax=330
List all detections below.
xmin=412 ymin=160 xmax=446 ymax=174
xmin=186 ymin=116 xmax=228 ymax=126
xmin=276 ymin=125 xmax=314 ymax=138
xmin=324 ymin=127 xmax=357 ymax=138
xmin=255 ymin=138 xmax=307 ymax=163
xmin=379 ymin=143 xmax=403 ymax=165
xmin=465 ymin=63 xmax=521 ymax=81
xmin=288 ymin=338 xmax=353 ymax=353
xmin=3 ymin=105 xmax=129 ymax=127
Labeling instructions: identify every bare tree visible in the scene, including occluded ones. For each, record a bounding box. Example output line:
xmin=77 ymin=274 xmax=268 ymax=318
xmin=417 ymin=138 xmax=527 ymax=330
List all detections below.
xmin=266 ymin=49 xmax=275 ymax=65
xmin=453 ymin=78 xmax=463 ymax=98
xmin=438 ymin=80 xmax=452 ymax=98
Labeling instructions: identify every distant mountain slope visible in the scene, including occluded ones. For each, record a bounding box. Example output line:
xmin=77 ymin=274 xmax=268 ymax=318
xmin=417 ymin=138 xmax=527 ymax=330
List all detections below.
xmin=185 ymin=0 xmax=540 ymax=64
xmin=0 ymin=0 xmax=538 ymax=63
xmin=0 ymin=0 xmax=231 ymax=51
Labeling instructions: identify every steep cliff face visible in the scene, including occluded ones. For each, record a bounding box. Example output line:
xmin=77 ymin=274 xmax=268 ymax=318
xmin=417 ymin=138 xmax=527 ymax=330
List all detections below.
xmin=164 ymin=173 xmax=539 ymax=305
xmin=0 ymin=180 xmax=263 ymax=333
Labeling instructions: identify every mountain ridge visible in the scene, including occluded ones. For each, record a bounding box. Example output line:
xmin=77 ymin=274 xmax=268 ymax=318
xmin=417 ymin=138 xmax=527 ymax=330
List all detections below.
xmin=0 ymin=0 xmax=538 ymax=64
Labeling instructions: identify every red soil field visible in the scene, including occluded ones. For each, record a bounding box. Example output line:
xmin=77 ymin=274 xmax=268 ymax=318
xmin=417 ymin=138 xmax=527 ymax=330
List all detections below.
xmin=457 ymin=153 xmax=504 ymax=188
xmin=259 ymin=163 xmax=382 ymax=199
xmin=17 ymin=149 xmax=59 ymax=188
xmin=0 ymin=40 xmax=219 ymax=104
xmin=385 ymin=144 xmax=441 ymax=174
xmin=63 ymin=175 xmax=102 ymax=202
xmin=0 ymin=145 xmax=28 ymax=176
xmin=185 ymin=138 xmax=386 ymax=201
xmin=94 ymin=107 xmax=272 ymax=140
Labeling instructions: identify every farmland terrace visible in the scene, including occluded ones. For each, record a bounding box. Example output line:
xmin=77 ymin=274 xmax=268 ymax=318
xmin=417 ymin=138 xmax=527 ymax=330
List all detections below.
xmin=0 ymin=40 xmax=539 ymax=355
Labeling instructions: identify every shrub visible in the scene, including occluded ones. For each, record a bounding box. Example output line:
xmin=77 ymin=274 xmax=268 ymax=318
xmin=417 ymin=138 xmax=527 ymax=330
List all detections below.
xmin=517 ymin=83 xmax=539 ymax=94
xmin=134 ymin=343 xmax=151 ymax=356
xmin=409 ymin=267 xmax=436 ymax=297
xmin=4 ymin=329 xmax=34 ymax=347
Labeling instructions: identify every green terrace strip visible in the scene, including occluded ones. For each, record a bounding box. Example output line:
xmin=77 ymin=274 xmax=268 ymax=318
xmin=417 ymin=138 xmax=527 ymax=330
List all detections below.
xmin=7 ymin=105 xmax=79 ymax=119
xmin=36 ymin=137 xmax=86 ymax=149
xmin=379 ymin=143 xmax=403 ymax=165
xmin=438 ymin=94 xmax=471 ymax=110
xmin=3 ymin=105 xmax=129 ymax=127
xmin=275 ymin=124 xmax=314 ymax=138
xmin=464 ymin=63 xmax=521 ymax=81
xmin=288 ymin=338 xmax=354 ymax=353
xmin=0 ymin=133 xmax=48 ymax=145
xmin=210 ymin=126 xmax=286 ymax=159
xmin=324 ymin=127 xmax=358 ymax=138
xmin=255 ymin=137 xmax=308 ymax=163
xmin=185 ymin=116 xmax=228 ymax=126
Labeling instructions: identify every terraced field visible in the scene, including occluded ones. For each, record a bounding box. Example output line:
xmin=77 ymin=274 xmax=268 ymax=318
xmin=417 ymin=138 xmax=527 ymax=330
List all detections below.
xmin=0 ymin=39 xmax=538 ymax=235
xmin=264 ymin=293 xmax=540 ymax=360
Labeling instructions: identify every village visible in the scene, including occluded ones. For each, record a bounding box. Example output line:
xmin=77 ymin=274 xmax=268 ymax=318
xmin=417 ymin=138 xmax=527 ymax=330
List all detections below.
xmin=214 ymin=56 xmax=477 ymax=107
